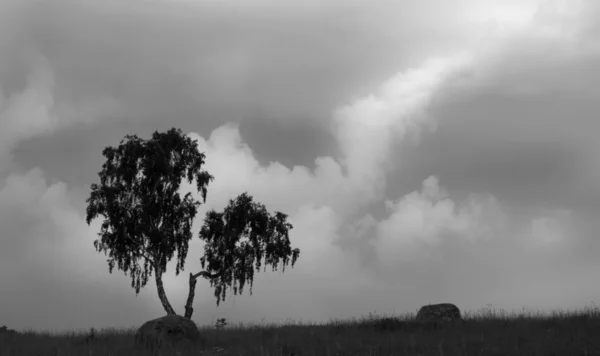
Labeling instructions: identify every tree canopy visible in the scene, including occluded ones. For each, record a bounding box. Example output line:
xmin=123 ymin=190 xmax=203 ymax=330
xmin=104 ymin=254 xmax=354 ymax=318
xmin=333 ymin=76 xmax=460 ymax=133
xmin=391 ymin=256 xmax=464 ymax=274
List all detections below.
xmin=85 ymin=127 xmax=300 ymax=318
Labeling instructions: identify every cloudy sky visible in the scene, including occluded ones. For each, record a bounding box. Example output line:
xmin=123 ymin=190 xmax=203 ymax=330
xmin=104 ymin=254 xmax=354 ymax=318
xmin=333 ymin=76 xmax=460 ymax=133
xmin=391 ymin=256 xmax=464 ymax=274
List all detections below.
xmin=1 ymin=0 xmax=599 ymax=333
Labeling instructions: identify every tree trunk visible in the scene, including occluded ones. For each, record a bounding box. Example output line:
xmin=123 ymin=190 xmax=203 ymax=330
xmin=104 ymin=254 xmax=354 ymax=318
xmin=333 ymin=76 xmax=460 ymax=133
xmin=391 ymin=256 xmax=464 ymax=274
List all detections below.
xmin=184 ymin=273 xmax=198 ymax=319
xmin=183 ymin=270 xmax=221 ymax=319
xmin=155 ymin=266 xmax=177 ymax=315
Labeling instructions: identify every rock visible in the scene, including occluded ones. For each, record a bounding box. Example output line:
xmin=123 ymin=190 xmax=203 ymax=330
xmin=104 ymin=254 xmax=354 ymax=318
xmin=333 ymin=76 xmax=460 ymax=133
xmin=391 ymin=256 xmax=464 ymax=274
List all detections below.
xmin=134 ymin=314 xmax=204 ymax=352
xmin=416 ymin=303 xmax=463 ymax=323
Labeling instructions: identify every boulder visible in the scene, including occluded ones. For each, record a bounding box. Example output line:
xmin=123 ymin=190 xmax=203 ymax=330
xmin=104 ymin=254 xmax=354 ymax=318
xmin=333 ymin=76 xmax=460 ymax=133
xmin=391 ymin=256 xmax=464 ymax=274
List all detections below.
xmin=134 ymin=314 xmax=204 ymax=352
xmin=416 ymin=303 xmax=462 ymax=323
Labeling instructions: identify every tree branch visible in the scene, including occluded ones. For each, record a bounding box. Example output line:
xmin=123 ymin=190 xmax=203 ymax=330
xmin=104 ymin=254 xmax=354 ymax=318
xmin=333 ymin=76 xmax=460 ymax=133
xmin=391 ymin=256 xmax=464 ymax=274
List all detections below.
xmin=191 ymin=270 xmax=222 ymax=280
xmin=123 ymin=233 xmax=156 ymax=268
xmin=183 ymin=270 xmax=224 ymax=319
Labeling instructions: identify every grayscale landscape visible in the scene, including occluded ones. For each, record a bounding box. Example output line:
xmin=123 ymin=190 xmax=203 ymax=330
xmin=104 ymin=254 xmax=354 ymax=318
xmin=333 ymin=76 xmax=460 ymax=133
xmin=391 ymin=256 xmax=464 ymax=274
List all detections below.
xmin=1 ymin=0 xmax=599 ymax=355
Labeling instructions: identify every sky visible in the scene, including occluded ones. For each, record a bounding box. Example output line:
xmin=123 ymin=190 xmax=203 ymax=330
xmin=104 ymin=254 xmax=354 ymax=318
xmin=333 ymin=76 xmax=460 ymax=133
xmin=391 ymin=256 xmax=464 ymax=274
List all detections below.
xmin=1 ymin=0 xmax=599 ymax=333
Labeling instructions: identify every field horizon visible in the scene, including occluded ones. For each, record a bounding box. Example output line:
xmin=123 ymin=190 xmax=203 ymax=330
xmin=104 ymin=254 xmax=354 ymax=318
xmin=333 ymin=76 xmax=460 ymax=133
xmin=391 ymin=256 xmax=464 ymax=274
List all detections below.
xmin=2 ymin=303 xmax=599 ymax=355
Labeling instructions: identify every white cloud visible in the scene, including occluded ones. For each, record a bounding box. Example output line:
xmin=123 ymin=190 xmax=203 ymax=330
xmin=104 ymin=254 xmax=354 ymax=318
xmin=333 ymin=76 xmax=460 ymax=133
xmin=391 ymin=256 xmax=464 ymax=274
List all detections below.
xmin=332 ymin=55 xmax=474 ymax=201
xmin=465 ymin=0 xmax=540 ymax=34
xmin=0 ymin=168 xmax=89 ymax=265
xmin=0 ymin=51 xmax=55 ymax=157
xmin=375 ymin=176 xmax=508 ymax=264
xmin=447 ymin=0 xmax=600 ymax=100
xmin=171 ymin=52 xmax=484 ymax=291
xmin=0 ymin=45 xmax=117 ymax=178
xmin=188 ymin=125 xmax=351 ymax=217
xmin=528 ymin=209 xmax=573 ymax=246
xmin=285 ymin=205 xmax=349 ymax=276
xmin=185 ymin=52 xmax=475 ymax=219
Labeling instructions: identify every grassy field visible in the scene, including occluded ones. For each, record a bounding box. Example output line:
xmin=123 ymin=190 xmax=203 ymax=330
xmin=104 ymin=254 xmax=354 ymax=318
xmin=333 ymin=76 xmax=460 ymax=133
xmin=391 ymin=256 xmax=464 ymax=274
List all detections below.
xmin=2 ymin=304 xmax=600 ymax=355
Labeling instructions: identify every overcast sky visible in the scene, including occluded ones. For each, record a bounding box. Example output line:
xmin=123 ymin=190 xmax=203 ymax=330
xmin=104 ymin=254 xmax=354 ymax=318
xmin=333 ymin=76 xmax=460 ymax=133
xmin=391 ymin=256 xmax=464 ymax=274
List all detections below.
xmin=1 ymin=0 xmax=599 ymax=334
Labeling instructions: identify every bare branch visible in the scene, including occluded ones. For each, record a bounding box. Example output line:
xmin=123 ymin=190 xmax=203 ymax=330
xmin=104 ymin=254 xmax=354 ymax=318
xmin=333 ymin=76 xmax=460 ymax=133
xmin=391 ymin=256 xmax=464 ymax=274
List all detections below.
xmin=191 ymin=270 xmax=223 ymax=280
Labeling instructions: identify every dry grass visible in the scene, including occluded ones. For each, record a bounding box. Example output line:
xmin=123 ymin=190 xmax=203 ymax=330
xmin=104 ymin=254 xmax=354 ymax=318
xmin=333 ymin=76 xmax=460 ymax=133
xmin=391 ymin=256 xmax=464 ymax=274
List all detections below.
xmin=2 ymin=303 xmax=600 ymax=355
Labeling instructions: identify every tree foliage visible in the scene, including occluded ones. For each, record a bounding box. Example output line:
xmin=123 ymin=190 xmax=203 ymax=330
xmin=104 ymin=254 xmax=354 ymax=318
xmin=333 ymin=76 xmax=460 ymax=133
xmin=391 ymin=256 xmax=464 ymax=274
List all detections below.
xmin=199 ymin=193 xmax=300 ymax=305
xmin=85 ymin=128 xmax=213 ymax=294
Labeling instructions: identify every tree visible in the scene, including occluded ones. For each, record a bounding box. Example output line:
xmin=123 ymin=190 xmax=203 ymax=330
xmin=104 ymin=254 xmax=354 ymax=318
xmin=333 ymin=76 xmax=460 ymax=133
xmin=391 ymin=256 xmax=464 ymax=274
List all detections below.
xmin=85 ymin=128 xmax=300 ymax=319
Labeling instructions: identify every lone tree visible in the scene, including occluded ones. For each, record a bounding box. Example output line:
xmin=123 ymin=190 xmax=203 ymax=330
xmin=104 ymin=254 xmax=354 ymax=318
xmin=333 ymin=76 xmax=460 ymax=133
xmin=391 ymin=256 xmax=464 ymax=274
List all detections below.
xmin=85 ymin=128 xmax=300 ymax=319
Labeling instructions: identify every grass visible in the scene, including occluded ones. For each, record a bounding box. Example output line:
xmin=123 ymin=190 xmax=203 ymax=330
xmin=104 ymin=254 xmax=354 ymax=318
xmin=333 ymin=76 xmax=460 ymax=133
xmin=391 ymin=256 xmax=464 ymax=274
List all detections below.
xmin=2 ymin=303 xmax=600 ymax=355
